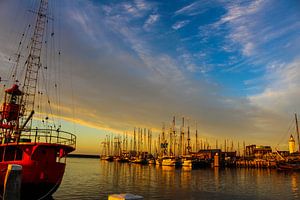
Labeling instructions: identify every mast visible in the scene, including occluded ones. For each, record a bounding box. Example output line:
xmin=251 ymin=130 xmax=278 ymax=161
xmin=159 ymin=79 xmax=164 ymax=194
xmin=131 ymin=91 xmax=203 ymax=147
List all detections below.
xmin=138 ymin=128 xmax=140 ymax=153
xmin=169 ymin=127 xmax=172 ymax=156
xmin=295 ymin=113 xmax=300 ymax=152
xmin=21 ymin=0 xmax=49 ymax=125
xmin=133 ymin=127 xmax=136 ymax=152
xmin=181 ymin=117 xmax=184 ymax=156
xmin=238 ymin=141 xmax=240 ymax=157
xmin=195 ymin=122 xmax=198 ymax=152
xmin=148 ymin=129 xmax=151 ymax=155
xmin=172 ymin=116 xmax=176 ymax=156
xmin=162 ymin=123 xmax=167 ymax=156
xmin=158 ymin=133 xmax=161 ymax=156
xmin=187 ymin=121 xmax=191 ymax=153
xmin=144 ymin=128 xmax=146 ymax=152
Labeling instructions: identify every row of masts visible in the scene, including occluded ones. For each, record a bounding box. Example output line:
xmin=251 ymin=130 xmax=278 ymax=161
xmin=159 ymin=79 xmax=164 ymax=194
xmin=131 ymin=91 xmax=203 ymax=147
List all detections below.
xmin=157 ymin=116 xmax=243 ymax=157
xmin=101 ymin=116 xmax=247 ymax=158
xmin=101 ymin=114 xmax=300 ymax=159
xmin=101 ymin=128 xmax=153 ymax=157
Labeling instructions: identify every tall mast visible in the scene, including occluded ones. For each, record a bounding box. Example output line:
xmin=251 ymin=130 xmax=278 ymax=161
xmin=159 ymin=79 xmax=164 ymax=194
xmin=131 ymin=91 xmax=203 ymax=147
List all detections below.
xmin=133 ymin=127 xmax=136 ymax=152
xmin=137 ymin=128 xmax=140 ymax=153
xmin=21 ymin=0 xmax=49 ymax=121
xmin=169 ymin=127 xmax=172 ymax=156
xmin=181 ymin=117 xmax=184 ymax=156
xmin=172 ymin=116 xmax=176 ymax=156
xmin=148 ymin=129 xmax=151 ymax=155
xmin=195 ymin=122 xmax=198 ymax=152
xmin=295 ymin=113 xmax=300 ymax=152
xmin=162 ymin=123 xmax=166 ymax=156
xmin=144 ymin=128 xmax=146 ymax=152
xmin=187 ymin=123 xmax=191 ymax=153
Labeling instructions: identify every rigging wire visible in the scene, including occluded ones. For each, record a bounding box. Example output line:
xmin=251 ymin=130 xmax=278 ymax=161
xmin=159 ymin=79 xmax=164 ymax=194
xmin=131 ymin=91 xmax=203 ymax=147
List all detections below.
xmin=0 ymin=0 xmax=34 ymax=104
xmin=276 ymin=116 xmax=295 ymax=148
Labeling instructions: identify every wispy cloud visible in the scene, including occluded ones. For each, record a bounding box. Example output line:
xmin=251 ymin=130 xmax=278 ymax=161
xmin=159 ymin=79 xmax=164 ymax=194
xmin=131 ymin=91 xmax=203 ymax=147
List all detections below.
xmin=143 ymin=14 xmax=159 ymax=31
xmin=122 ymin=0 xmax=153 ymax=17
xmin=215 ymin=0 xmax=266 ymax=57
xmin=68 ymin=10 xmax=93 ymax=38
xmin=175 ymin=1 xmax=211 ymax=16
xmin=249 ymin=59 xmax=300 ymax=114
xmin=172 ymin=20 xmax=190 ymax=30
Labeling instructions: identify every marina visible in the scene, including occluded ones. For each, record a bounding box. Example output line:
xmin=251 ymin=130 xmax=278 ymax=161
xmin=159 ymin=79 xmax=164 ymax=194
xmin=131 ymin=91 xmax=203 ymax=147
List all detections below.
xmin=100 ymin=115 xmax=300 ymax=171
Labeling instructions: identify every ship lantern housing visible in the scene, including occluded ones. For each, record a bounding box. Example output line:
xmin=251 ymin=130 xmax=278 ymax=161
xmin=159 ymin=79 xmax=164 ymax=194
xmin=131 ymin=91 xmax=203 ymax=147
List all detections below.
xmin=1 ymin=84 xmax=23 ymax=122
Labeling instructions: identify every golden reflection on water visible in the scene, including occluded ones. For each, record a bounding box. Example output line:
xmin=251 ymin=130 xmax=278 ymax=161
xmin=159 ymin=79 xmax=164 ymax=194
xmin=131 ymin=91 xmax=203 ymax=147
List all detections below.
xmin=214 ymin=167 xmax=220 ymax=190
xmin=54 ymin=158 xmax=300 ymax=200
xmin=161 ymin=166 xmax=174 ymax=171
xmin=180 ymin=169 xmax=192 ymax=190
xmin=291 ymin=173 xmax=299 ymax=198
xmin=182 ymin=166 xmax=192 ymax=172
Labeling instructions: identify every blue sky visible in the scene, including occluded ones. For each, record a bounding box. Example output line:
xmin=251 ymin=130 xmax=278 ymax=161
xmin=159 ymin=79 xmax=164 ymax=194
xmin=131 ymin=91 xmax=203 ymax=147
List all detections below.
xmin=0 ymin=0 xmax=300 ymax=154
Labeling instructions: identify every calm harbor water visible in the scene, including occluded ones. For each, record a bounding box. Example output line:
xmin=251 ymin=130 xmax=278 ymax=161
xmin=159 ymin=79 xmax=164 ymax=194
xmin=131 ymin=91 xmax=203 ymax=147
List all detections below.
xmin=53 ymin=158 xmax=300 ymax=200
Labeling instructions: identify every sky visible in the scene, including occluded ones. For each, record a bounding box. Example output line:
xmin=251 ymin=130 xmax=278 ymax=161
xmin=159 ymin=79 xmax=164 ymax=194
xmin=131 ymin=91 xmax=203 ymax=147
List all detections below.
xmin=0 ymin=0 xmax=300 ymax=154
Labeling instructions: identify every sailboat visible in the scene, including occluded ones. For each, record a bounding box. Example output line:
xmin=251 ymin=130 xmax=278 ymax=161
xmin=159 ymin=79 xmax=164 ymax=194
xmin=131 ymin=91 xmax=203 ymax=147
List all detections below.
xmin=160 ymin=117 xmax=182 ymax=167
xmin=0 ymin=0 xmax=76 ymax=199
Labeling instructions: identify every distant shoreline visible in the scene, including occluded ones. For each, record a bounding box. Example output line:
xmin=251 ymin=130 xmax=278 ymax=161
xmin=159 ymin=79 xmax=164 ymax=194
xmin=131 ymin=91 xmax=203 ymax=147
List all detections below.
xmin=67 ymin=154 xmax=100 ymax=159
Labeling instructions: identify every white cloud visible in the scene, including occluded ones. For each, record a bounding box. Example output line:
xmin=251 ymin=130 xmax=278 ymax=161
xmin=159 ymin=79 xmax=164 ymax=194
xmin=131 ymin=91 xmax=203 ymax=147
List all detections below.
xmin=122 ymin=0 xmax=153 ymax=18
xmin=195 ymin=0 xmax=267 ymax=59
xmin=242 ymin=42 xmax=254 ymax=56
xmin=134 ymin=0 xmax=150 ymax=11
xmin=143 ymin=14 xmax=159 ymax=31
xmin=218 ymin=1 xmax=265 ymax=56
xmin=68 ymin=8 xmax=97 ymax=41
xmin=172 ymin=20 xmax=190 ymax=30
xmin=249 ymin=59 xmax=300 ymax=114
xmin=175 ymin=1 xmax=210 ymax=16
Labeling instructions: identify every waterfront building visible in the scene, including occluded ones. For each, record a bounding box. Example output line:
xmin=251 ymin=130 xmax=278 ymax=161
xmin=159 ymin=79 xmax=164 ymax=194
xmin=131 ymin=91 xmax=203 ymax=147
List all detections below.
xmin=245 ymin=145 xmax=272 ymax=159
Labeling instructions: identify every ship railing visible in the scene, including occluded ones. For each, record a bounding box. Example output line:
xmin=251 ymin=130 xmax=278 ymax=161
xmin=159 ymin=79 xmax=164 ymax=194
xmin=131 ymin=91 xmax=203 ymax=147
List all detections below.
xmin=19 ymin=128 xmax=76 ymax=148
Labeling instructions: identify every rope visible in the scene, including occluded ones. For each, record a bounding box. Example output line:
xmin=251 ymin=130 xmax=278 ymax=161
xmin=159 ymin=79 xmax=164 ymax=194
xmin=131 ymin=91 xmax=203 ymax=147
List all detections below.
xmin=276 ymin=116 xmax=294 ymax=148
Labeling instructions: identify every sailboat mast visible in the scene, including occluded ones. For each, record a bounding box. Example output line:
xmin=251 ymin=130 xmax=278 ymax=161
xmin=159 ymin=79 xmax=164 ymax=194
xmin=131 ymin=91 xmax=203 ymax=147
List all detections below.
xmin=181 ymin=117 xmax=184 ymax=156
xmin=133 ymin=127 xmax=136 ymax=152
xmin=187 ymin=123 xmax=191 ymax=153
xmin=172 ymin=116 xmax=176 ymax=156
xmin=21 ymin=0 xmax=49 ymax=122
xmin=295 ymin=113 xmax=300 ymax=152
xmin=162 ymin=123 xmax=166 ymax=156
xmin=195 ymin=122 xmax=198 ymax=152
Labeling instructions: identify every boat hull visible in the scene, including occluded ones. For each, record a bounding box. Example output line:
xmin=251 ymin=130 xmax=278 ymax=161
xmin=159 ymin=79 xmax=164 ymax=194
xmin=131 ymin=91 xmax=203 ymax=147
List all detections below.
xmin=277 ymin=163 xmax=300 ymax=171
xmin=0 ymin=142 xmax=74 ymax=200
xmin=0 ymin=161 xmax=65 ymax=199
xmin=161 ymin=158 xmax=182 ymax=166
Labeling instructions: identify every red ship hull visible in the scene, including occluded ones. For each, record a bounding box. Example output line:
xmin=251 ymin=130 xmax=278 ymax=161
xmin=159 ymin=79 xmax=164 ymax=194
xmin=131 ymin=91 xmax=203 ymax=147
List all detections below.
xmin=0 ymin=140 xmax=75 ymax=200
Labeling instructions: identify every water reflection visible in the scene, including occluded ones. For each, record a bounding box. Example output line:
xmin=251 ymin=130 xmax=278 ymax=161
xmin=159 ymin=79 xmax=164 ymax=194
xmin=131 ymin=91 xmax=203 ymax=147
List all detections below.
xmin=291 ymin=173 xmax=299 ymax=198
xmin=53 ymin=158 xmax=300 ymax=200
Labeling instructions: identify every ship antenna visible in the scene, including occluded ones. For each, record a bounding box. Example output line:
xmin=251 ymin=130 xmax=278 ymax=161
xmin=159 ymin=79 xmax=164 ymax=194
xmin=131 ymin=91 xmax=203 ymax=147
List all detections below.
xmin=20 ymin=0 xmax=49 ymax=127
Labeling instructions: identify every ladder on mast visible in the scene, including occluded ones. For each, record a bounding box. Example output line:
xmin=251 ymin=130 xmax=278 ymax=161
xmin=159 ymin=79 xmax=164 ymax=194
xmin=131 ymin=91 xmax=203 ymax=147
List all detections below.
xmin=21 ymin=0 xmax=48 ymax=125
